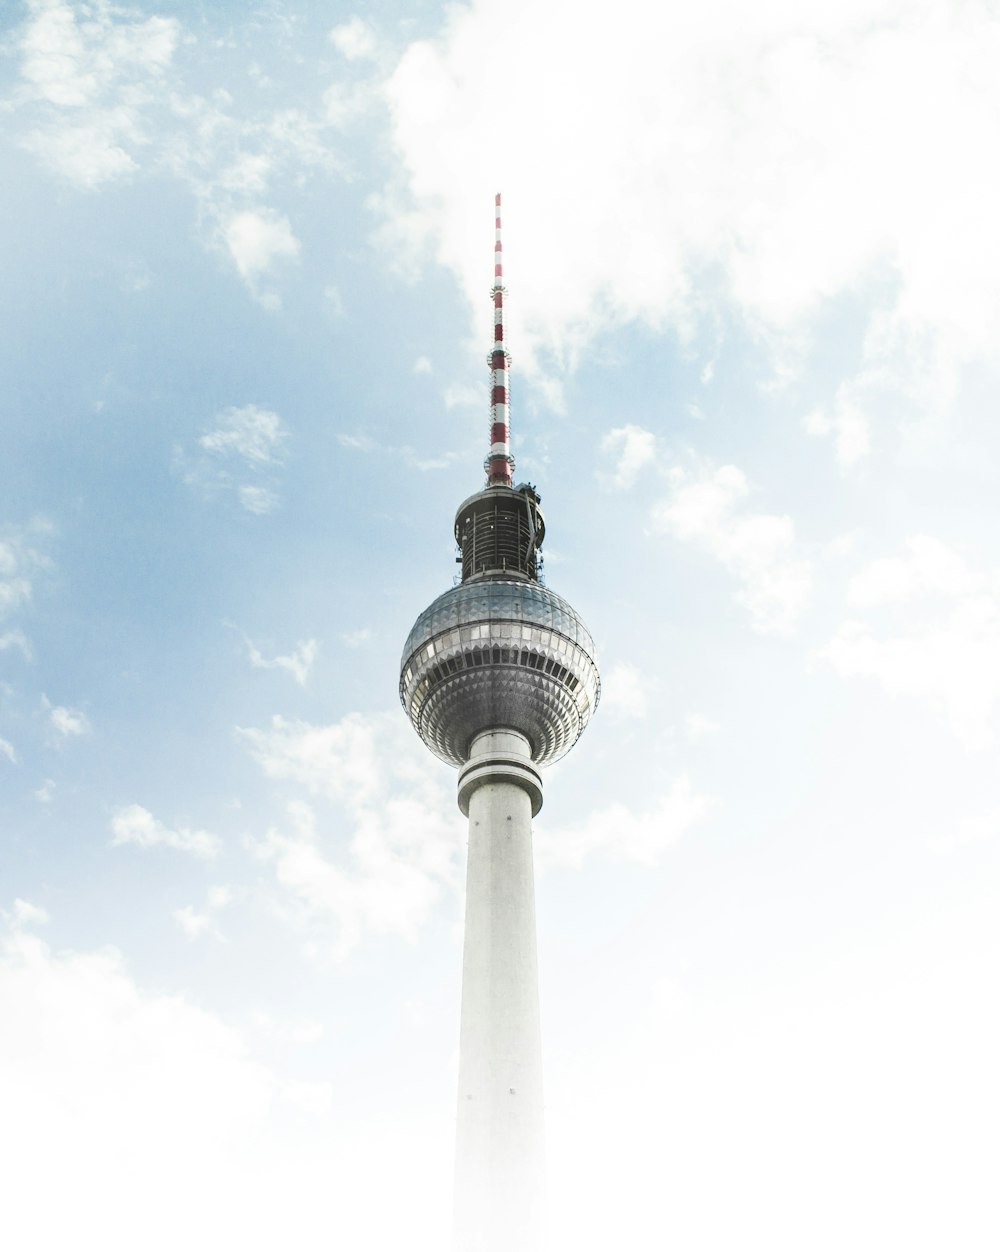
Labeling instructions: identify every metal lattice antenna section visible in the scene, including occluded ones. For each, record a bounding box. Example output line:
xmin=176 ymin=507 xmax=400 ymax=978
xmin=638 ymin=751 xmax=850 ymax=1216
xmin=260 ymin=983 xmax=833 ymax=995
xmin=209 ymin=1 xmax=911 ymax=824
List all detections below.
xmin=486 ymin=192 xmax=514 ymax=487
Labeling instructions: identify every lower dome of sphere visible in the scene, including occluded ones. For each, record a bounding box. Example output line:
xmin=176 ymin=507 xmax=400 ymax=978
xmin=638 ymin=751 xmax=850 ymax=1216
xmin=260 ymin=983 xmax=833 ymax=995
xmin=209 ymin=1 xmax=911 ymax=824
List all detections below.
xmin=400 ymin=579 xmax=601 ymax=767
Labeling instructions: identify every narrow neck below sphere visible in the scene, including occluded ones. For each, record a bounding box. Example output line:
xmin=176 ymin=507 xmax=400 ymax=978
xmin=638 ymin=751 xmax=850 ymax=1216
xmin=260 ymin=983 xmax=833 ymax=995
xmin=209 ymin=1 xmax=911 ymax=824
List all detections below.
xmin=453 ymin=730 xmax=545 ymax=1252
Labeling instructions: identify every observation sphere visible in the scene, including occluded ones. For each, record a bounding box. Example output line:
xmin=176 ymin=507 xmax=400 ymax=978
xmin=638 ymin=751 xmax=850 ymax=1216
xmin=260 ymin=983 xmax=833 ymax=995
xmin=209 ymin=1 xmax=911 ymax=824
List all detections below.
xmin=400 ymin=577 xmax=601 ymax=768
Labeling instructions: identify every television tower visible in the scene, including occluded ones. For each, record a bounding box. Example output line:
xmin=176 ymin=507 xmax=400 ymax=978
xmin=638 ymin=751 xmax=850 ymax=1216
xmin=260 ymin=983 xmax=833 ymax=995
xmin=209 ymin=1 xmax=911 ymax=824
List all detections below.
xmin=400 ymin=195 xmax=601 ymax=1252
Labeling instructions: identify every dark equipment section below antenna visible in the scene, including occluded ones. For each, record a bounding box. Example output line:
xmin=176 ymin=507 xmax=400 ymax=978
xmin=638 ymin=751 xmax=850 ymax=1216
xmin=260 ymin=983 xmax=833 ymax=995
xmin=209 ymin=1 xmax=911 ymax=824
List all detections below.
xmin=455 ymin=485 xmax=545 ymax=582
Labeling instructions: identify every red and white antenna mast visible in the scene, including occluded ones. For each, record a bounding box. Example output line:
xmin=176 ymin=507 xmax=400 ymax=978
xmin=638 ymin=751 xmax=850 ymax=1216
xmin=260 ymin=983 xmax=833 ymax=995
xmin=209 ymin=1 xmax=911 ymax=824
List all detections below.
xmin=486 ymin=192 xmax=514 ymax=488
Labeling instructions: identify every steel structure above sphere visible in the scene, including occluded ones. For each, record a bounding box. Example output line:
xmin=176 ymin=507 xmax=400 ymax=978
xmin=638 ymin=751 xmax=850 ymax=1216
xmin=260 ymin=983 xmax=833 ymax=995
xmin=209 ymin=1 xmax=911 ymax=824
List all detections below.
xmin=400 ymin=578 xmax=600 ymax=768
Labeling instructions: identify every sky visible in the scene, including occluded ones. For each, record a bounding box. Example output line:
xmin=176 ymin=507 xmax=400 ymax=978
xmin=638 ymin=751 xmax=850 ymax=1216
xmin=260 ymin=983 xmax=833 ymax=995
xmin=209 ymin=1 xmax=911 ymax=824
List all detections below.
xmin=2 ymin=0 xmax=999 ymax=1248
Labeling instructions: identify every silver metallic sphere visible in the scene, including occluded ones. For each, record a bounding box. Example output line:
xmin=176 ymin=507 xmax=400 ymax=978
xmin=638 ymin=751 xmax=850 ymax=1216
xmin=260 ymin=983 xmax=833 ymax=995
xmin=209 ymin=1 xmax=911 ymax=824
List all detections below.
xmin=400 ymin=578 xmax=601 ymax=768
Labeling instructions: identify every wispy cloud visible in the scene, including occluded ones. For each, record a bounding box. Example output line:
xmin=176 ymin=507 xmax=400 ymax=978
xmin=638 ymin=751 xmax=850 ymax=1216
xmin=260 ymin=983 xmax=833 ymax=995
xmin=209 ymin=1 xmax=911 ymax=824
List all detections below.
xmin=175 ymin=886 xmax=235 ymax=941
xmin=817 ymin=536 xmax=1000 ymax=749
xmin=237 ymin=485 xmax=279 ymax=515
xmin=200 ymin=405 xmax=287 ymax=465
xmin=602 ymin=661 xmax=648 ymax=720
xmin=444 ymin=383 xmax=482 ymax=411
xmin=10 ymin=2 xmax=346 ymax=304
xmin=803 ymin=385 xmax=872 ymax=469
xmin=110 ymin=804 xmax=222 ymax=859
xmin=16 ymin=1 xmax=179 ymax=189
xmin=336 ymin=430 xmax=460 ymax=473
xmin=182 ymin=405 xmax=289 ymax=514
xmin=43 ymin=696 xmax=90 ymax=738
xmin=0 ymin=630 xmax=33 ymax=660
xmin=541 ymin=776 xmax=713 ymax=869
xmin=651 ymin=462 xmax=812 ymax=634
xmin=599 ymin=425 xmax=657 ymax=491
xmin=684 ymin=713 xmax=720 ymax=743
xmin=926 ymin=806 xmax=1000 ymax=856
xmin=35 ymin=779 xmax=56 ymax=804
xmin=222 ymin=209 xmax=300 ymax=283
xmin=845 ymin=535 xmax=983 ymax=609
xmin=329 ymin=17 xmax=377 ymax=63
xmin=246 ymin=638 xmax=317 ymax=687
xmin=5 ymin=898 xmax=49 ymax=929
xmin=0 ymin=519 xmax=53 ymax=624
xmin=336 ymin=432 xmax=377 ymax=453
xmin=238 ymin=712 xmax=460 ymax=960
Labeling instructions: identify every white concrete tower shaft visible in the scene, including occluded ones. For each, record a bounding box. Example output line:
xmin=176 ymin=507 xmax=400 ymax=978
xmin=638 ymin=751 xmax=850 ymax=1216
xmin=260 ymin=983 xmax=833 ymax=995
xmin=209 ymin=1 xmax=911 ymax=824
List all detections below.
xmin=453 ymin=730 xmax=545 ymax=1252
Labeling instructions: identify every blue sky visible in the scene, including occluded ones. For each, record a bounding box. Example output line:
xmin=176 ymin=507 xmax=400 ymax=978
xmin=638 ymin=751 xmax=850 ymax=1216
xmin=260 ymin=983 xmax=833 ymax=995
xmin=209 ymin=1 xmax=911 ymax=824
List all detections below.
xmin=2 ymin=1 xmax=999 ymax=1248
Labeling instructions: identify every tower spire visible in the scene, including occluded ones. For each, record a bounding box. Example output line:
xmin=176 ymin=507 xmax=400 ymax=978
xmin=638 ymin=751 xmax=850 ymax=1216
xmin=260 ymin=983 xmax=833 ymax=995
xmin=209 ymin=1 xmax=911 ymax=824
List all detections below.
xmin=487 ymin=192 xmax=514 ymax=487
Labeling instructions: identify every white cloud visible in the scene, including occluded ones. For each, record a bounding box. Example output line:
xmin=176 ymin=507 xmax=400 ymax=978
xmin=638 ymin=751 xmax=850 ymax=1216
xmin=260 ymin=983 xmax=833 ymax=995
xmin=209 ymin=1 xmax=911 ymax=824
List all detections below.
xmin=13 ymin=4 xmax=353 ymax=321
xmin=334 ymin=429 xmax=458 ymax=474
xmin=0 ymin=738 xmax=18 ymax=765
xmin=238 ymin=484 xmax=279 ymax=514
xmin=321 ymin=82 xmax=372 ymax=131
xmin=381 ymin=0 xmax=1000 ymax=426
xmin=323 ymin=283 xmax=346 ymax=317
xmin=329 ymin=17 xmax=377 ymax=62
xmin=0 ymin=905 xmax=450 ymax=1249
xmin=651 ymin=463 xmax=812 ymax=634
xmin=175 ymin=886 xmax=234 ymax=941
xmin=0 ymin=521 xmax=53 ymax=624
xmin=599 ymin=425 xmax=657 ymax=491
xmin=201 ymin=405 xmax=288 ymax=465
xmin=818 ymin=537 xmax=1000 ymax=749
xmin=252 ymin=796 xmax=457 ymax=963
xmin=444 ymin=382 xmax=482 ymax=410
xmin=242 ymin=714 xmax=383 ymax=807
xmin=804 ymin=391 xmax=871 ymax=468
xmin=19 ymin=1 xmax=178 ymax=107
xmin=541 ymin=776 xmax=712 ymax=869
xmin=826 ymin=528 xmax=864 ymax=559
xmin=281 ymin=1076 xmax=335 ymax=1117
xmin=7 ymin=898 xmax=48 ymax=929
xmin=0 ymin=910 xmax=279 ymax=1249
xmin=239 ymin=712 xmax=461 ymax=959
xmin=250 ymin=1011 xmax=324 ymax=1047
xmin=413 ymin=355 xmax=433 ymax=375
xmin=684 ymin=713 xmax=720 ymax=743
xmin=601 ymin=661 xmax=648 ymax=720
xmin=223 ymin=209 xmax=300 ymax=280
xmin=35 ymin=778 xmax=55 ymax=803
xmin=23 ymin=116 xmax=138 ymax=187
xmin=0 ymin=629 xmax=33 ymax=658
xmin=17 ymin=1 xmax=178 ymax=188
xmin=110 ymin=804 xmax=222 ymax=859
xmin=48 ymin=702 xmax=90 ymax=737
xmin=926 ymin=806 xmax=1000 ymax=856
xmin=0 ymin=576 xmax=33 ymax=618
xmin=20 ymin=0 xmax=99 ymax=108
xmin=217 ymin=152 xmax=272 ymax=197
xmin=183 ymin=406 xmax=288 ymax=513
xmin=336 ymin=432 xmax=377 ymax=452
xmin=846 ymin=535 xmax=982 ymax=608
xmin=247 ymin=638 xmax=317 ymax=687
